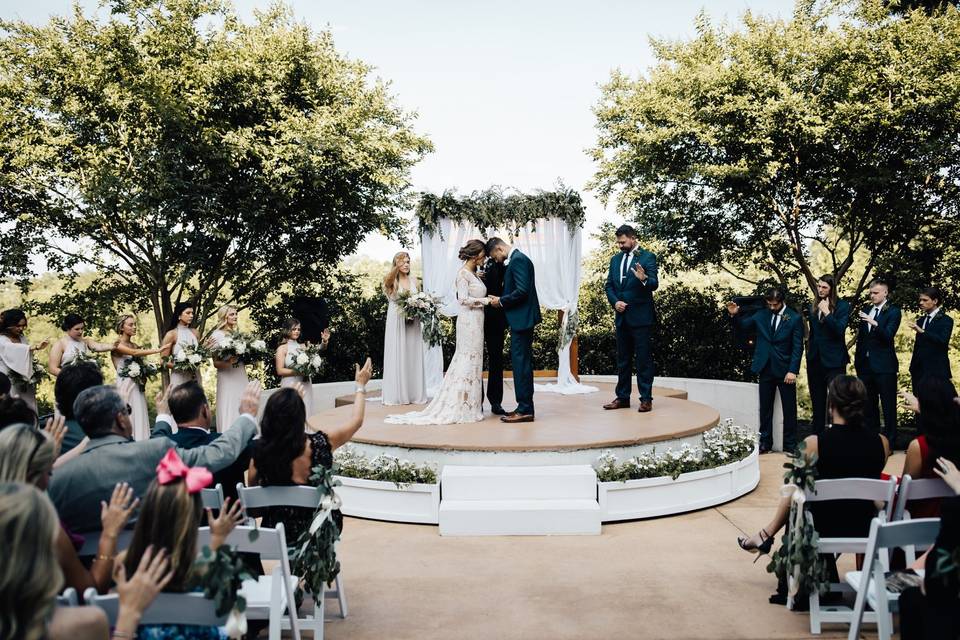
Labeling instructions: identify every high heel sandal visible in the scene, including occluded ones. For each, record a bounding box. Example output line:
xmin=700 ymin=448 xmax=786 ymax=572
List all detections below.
xmin=738 ymin=528 xmax=774 ymax=563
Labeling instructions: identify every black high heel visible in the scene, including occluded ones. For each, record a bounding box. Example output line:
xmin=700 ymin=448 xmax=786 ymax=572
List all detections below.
xmin=738 ymin=528 xmax=774 ymax=563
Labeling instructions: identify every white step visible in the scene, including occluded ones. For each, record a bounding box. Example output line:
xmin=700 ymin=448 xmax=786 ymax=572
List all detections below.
xmin=441 ymin=465 xmax=597 ymax=501
xmin=439 ymin=498 xmax=601 ymax=536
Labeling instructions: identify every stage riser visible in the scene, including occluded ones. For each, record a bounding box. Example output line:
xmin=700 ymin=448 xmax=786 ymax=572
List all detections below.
xmin=439 ymin=499 xmax=602 ymax=536
xmin=441 ymin=465 xmax=598 ymax=501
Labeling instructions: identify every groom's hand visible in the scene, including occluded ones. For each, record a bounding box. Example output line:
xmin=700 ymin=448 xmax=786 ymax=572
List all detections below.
xmin=489 ymin=296 xmax=501 ymax=308
xmin=614 ymin=301 xmax=627 ymax=313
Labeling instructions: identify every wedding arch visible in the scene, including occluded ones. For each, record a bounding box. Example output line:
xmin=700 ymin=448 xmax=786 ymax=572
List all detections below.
xmin=415 ymin=186 xmax=597 ymax=396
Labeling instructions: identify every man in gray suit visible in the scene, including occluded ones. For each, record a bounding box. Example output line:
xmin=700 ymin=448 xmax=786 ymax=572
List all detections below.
xmin=49 ymin=381 xmax=261 ymax=533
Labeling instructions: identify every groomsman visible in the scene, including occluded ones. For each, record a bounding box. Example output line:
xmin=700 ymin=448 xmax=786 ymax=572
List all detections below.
xmin=806 ymin=274 xmax=851 ymax=435
xmin=603 ymin=224 xmax=658 ymax=413
xmin=727 ymin=288 xmax=804 ymax=453
xmin=480 ymin=257 xmax=508 ymax=414
xmin=854 ymin=278 xmax=902 ymax=444
xmin=908 ymin=286 xmax=954 ymax=392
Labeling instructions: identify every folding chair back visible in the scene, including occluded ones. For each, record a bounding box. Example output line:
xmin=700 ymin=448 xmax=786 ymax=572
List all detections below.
xmin=894 ymin=475 xmax=953 ymax=521
xmin=847 ymin=517 xmax=941 ymax=640
xmin=201 ymin=483 xmax=224 ymax=511
xmin=235 ymin=484 xmax=322 ymax=510
xmin=77 ymin=528 xmax=134 ymax=558
xmin=57 ymin=588 xmax=78 ymax=607
xmin=83 ymin=588 xmax=228 ymax=627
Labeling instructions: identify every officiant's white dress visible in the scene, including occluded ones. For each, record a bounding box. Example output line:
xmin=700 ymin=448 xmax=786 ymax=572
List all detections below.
xmin=381 ymin=279 xmax=428 ymax=406
xmin=386 ymin=269 xmax=487 ymax=425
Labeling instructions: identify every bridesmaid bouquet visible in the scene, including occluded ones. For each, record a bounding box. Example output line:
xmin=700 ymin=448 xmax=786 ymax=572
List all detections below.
xmin=396 ymin=290 xmax=444 ymax=347
xmin=163 ymin=344 xmax=211 ymax=373
xmin=118 ymin=356 xmax=161 ymax=391
xmin=286 ymin=344 xmax=325 ymax=379
xmin=65 ymin=349 xmax=102 ymax=368
xmin=8 ymin=358 xmax=48 ymax=392
xmin=211 ymin=332 xmax=270 ymax=367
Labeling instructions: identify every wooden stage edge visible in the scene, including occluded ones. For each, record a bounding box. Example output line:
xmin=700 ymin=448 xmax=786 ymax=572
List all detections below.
xmin=309 ymin=382 xmax=718 ymax=453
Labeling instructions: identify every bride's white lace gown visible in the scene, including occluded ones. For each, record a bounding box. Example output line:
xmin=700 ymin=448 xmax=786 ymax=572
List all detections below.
xmin=385 ymin=269 xmax=488 ymax=425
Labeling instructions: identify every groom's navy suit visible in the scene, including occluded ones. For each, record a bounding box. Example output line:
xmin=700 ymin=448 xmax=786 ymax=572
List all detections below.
xmin=605 ymin=248 xmax=658 ymax=403
xmin=500 ymin=249 xmax=541 ymax=416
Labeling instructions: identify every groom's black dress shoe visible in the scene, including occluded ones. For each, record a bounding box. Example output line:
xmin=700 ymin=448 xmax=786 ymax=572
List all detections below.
xmin=490 ymin=405 xmax=507 ymax=415
xmin=501 ymin=413 xmax=534 ymax=423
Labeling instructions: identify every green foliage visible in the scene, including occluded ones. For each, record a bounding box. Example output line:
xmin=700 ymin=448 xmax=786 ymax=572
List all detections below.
xmin=0 ymin=0 xmax=431 ymax=337
xmin=191 ymin=544 xmax=254 ymax=616
xmin=590 ymin=0 xmax=960 ymax=300
xmin=415 ymin=186 xmax=586 ymax=238
xmin=290 ymin=465 xmax=341 ymax=597
xmin=334 ymin=446 xmax=438 ymax=487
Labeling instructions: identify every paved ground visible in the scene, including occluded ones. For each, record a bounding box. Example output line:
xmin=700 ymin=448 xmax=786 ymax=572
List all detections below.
xmin=320 ymin=452 xmax=907 ymax=640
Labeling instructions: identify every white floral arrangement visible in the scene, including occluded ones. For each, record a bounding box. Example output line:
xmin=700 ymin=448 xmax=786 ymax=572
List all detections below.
xmin=594 ymin=420 xmax=757 ymax=482
xmin=64 ymin=349 xmax=102 ymax=368
xmin=286 ymin=343 xmax=325 ymax=379
xmin=211 ymin=331 xmax=269 ymax=366
xmin=8 ymin=358 xmax=48 ymax=391
xmin=395 ymin=290 xmax=444 ymax=347
xmin=118 ymin=356 xmax=161 ymax=390
xmin=163 ymin=343 xmax=210 ymax=373
xmin=333 ymin=445 xmax=438 ymax=487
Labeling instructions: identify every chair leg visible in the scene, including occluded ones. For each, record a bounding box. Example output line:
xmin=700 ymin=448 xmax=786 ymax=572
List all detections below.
xmin=335 ymin=574 xmax=347 ymax=619
xmin=810 ymin=591 xmax=822 ymax=635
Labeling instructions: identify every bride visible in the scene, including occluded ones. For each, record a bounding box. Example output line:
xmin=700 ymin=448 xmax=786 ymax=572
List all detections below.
xmin=385 ymin=239 xmax=489 ymax=425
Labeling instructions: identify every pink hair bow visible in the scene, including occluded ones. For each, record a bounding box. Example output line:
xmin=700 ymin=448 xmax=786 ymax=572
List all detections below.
xmin=156 ymin=449 xmax=213 ymax=494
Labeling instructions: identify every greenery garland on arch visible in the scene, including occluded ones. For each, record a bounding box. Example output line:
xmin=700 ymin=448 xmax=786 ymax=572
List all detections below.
xmin=415 ymin=185 xmax=587 ymax=238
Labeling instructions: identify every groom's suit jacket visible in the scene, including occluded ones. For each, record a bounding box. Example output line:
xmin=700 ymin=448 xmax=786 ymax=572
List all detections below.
xmin=500 ymin=250 xmax=541 ymax=331
xmin=605 ymin=249 xmax=659 ymax=328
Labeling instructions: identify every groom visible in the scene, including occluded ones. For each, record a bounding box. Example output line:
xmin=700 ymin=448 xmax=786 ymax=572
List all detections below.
xmin=486 ymin=237 xmax=541 ymax=423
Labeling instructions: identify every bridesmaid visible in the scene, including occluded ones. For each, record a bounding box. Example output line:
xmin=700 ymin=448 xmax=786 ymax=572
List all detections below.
xmin=381 ymin=251 xmax=427 ymax=406
xmin=160 ymin=301 xmax=201 ymax=390
xmin=210 ymin=305 xmax=249 ymax=432
xmin=0 ymin=309 xmax=48 ymax=413
xmin=275 ymin=317 xmax=329 ymax=419
xmin=48 ymin=313 xmax=116 ymax=377
xmin=112 ymin=314 xmax=169 ymax=441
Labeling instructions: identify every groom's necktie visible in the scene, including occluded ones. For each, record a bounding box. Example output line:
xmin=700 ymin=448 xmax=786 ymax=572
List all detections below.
xmin=620 ymin=253 xmax=629 ymax=283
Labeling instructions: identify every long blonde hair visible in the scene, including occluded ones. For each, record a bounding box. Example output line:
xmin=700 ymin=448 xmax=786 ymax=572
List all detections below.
xmin=0 ymin=482 xmax=63 ymax=640
xmin=383 ymin=252 xmax=411 ymax=297
xmin=216 ymin=305 xmax=238 ymax=332
xmin=0 ymin=425 xmax=55 ymax=487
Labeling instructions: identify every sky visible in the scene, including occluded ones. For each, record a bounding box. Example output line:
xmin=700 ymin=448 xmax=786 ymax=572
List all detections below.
xmin=4 ymin=0 xmax=797 ymax=261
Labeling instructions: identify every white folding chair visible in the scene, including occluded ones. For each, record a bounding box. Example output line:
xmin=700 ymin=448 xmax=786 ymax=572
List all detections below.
xmin=84 ymin=588 xmax=228 ymax=627
xmin=892 ymin=475 xmax=952 ymax=562
xmin=802 ymin=477 xmax=898 ymax=634
xmin=846 ymin=517 xmax=940 ymax=640
xmin=77 ymin=528 xmax=134 ymax=558
xmin=197 ymin=524 xmax=301 ymax=640
xmin=201 ymin=483 xmax=225 ymax=511
xmin=57 ymin=587 xmax=78 ymax=607
xmin=237 ymin=483 xmax=347 ymax=639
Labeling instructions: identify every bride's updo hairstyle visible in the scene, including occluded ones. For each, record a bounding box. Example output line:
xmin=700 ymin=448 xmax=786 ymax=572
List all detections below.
xmin=826 ymin=375 xmax=867 ymax=428
xmin=458 ymin=239 xmax=486 ymax=262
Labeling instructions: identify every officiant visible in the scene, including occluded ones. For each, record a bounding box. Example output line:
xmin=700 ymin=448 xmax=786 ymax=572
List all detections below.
xmin=481 ymin=255 xmax=508 ymax=415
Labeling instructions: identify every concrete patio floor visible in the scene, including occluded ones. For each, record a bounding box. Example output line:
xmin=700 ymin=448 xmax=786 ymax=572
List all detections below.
xmin=324 ymin=452 xmax=907 ymax=640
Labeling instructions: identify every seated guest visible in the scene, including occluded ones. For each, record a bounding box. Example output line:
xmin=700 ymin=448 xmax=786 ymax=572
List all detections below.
xmin=737 ymin=376 xmax=889 ymax=585
xmin=908 ymin=286 xmax=954 ymax=393
xmin=54 ymin=360 xmax=103 ymax=454
xmin=249 ymin=359 xmax=372 ymax=542
xmin=119 ymin=450 xmax=244 ymax=640
xmin=0 ymin=394 xmax=36 ymax=431
xmin=0 ymin=371 xmax=10 ymax=397
xmin=0 ymin=482 xmax=170 ymax=640
xmin=48 ymin=382 xmax=261 ymax=533
xmin=899 ymin=377 xmax=960 ymax=518
xmin=166 ymin=382 xmax=251 ymax=502
xmin=0 ymin=424 xmax=137 ymax=594
xmin=899 ymin=457 xmax=960 ymax=640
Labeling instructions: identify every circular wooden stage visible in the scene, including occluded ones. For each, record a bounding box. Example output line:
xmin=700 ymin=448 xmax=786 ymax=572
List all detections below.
xmin=310 ymin=382 xmax=719 ymax=453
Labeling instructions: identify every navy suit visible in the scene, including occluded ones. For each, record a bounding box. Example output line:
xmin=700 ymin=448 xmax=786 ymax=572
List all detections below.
xmin=482 ymin=259 xmax=507 ymax=410
xmin=734 ymin=306 xmax=804 ymax=451
xmin=910 ymin=310 xmax=954 ymax=391
xmin=499 ymin=250 xmax=540 ymax=415
xmin=806 ymin=299 xmax=850 ymax=434
xmin=605 ymin=249 xmax=658 ymax=402
xmin=167 ymin=426 xmax=252 ymax=503
xmin=855 ymin=302 xmax=902 ymax=443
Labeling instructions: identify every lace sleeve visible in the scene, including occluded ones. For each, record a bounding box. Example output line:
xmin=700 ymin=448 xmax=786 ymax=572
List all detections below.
xmin=457 ymin=272 xmax=488 ymax=308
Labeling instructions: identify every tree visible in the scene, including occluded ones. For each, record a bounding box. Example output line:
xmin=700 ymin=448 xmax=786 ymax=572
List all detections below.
xmin=590 ymin=0 xmax=960 ymax=301
xmin=0 ymin=0 xmax=431 ymax=335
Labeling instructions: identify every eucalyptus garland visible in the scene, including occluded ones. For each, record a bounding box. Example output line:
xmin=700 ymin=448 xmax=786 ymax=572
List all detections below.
xmin=415 ymin=185 xmax=586 ymax=238
xmin=767 ymin=442 xmax=831 ymax=599
xmin=290 ymin=464 xmax=342 ymax=600
xmin=190 ymin=544 xmax=254 ymax=616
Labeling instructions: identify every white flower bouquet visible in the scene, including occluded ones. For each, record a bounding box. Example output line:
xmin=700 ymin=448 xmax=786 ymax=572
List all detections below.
xmin=286 ymin=343 xmax=325 ymax=379
xmin=65 ymin=349 xmax=102 ymax=368
xmin=8 ymin=358 xmax=48 ymax=392
xmin=118 ymin=356 xmax=161 ymax=390
xmin=396 ymin=290 xmax=444 ymax=347
xmin=210 ymin=331 xmax=270 ymax=366
xmin=163 ymin=343 xmax=210 ymax=373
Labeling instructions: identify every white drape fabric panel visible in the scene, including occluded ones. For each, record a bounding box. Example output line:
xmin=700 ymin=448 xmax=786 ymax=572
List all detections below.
xmin=420 ymin=217 xmax=597 ymax=397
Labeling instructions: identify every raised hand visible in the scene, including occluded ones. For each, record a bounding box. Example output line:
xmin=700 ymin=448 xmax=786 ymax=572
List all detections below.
xmin=726 ymin=301 xmax=740 ymax=316
xmin=43 ymin=414 xmax=67 ymax=458
xmin=238 ymin=381 xmax=263 ymax=416
xmin=207 ymin=497 xmax=245 ymax=549
xmin=155 ymin=386 xmax=171 ymax=416
xmin=321 ymin=327 xmax=332 ymax=343
xmin=934 ymin=457 xmax=960 ymax=495
xmin=101 ymin=482 xmax=139 ymax=536
xmin=355 ymin=357 xmax=373 ymax=386
xmin=632 ymin=263 xmax=647 ymax=281
xmin=30 ymin=339 xmax=49 ymax=352
xmin=113 ymin=546 xmax=174 ymax=633
xmin=858 ymin=311 xmax=878 ymax=326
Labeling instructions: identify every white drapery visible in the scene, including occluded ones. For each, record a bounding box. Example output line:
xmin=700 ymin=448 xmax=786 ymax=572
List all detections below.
xmin=420 ymin=217 xmax=597 ymax=396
